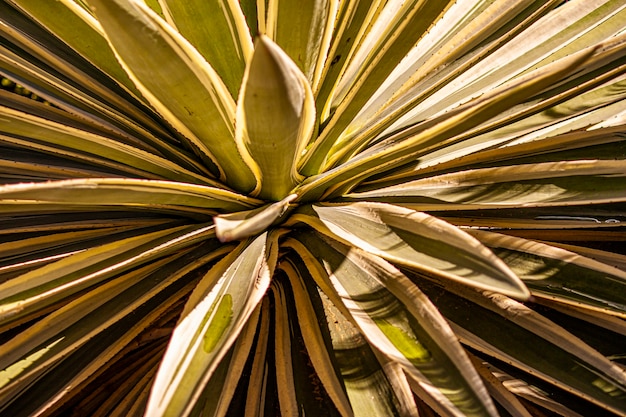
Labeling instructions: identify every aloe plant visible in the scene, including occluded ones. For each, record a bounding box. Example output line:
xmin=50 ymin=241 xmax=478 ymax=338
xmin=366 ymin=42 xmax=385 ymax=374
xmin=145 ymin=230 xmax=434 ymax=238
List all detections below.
xmin=1 ymin=0 xmax=625 ymax=415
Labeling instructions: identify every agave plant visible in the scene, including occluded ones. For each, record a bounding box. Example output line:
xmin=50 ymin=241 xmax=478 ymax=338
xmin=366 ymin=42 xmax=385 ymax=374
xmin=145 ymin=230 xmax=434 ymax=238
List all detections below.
xmin=1 ymin=0 xmax=626 ymax=415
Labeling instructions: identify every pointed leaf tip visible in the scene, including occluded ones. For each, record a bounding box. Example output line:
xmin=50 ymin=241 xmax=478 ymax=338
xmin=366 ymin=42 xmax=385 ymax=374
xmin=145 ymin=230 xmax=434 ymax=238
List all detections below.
xmin=236 ymin=35 xmax=315 ymax=201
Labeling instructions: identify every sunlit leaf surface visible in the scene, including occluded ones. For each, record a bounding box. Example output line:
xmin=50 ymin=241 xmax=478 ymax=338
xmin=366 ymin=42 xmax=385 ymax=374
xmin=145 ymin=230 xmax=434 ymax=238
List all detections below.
xmin=1 ymin=0 xmax=625 ymax=415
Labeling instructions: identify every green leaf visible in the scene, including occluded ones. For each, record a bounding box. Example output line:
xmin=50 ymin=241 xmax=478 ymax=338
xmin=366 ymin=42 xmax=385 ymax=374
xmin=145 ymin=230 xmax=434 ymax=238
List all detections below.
xmin=291 ymin=202 xmax=528 ymax=299
xmin=0 ymin=264 xmax=194 ymax=416
xmin=468 ymin=230 xmax=626 ymax=317
xmin=158 ymin=0 xmax=252 ymax=98
xmin=386 ymin=0 xmax=626 ymax=136
xmin=325 ymin=0 xmax=552 ymax=167
xmin=265 ymin=0 xmax=336 ymax=87
xmin=0 ymin=178 xmax=260 ymax=217
xmin=280 ymin=258 xmax=353 ymax=417
xmin=4 ymin=0 xmax=139 ymax=98
xmin=0 ymin=83 xmax=206 ymax=176
xmin=241 ymin=298 xmax=272 ymax=416
xmin=189 ymin=302 xmax=264 ymax=417
xmin=0 ymin=223 xmax=216 ymax=328
xmin=87 ymin=0 xmax=257 ymax=192
xmin=299 ymin=0 xmax=454 ymax=175
xmin=282 ymin=253 xmax=417 ymax=416
xmin=296 ymin=45 xmax=596 ymax=200
xmin=315 ymin=0 xmax=386 ymax=118
xmin=348 ymin=160 xmax=626 ymax=211
xmin=418 ymin=280 xmax=626 ymax=416
xmin=214 ymin=193 xmax=296 ymax=242
xmin=145 ymin=231 xmax=277 ymax=417
xmin=0 ymin=227 xmax=127 ymax=262
xmin=0 ymin=105 xmax=214 ymax=186
xmin=295 ymin=230 xmax=498 ymax=417
xmin=368 ymin=125 xmax=626 ymax=190
xmin=0 ymin=243 xmax=226 ymax=408
xmin=236 ymin=35 xmax=315 ymax=201
xmin=483 ymin=362 xmax=587 ymax=417
xmin=272 ymin=278 xmax=344 ymax=416
xmin=0 ymin=1 xmax=179 ymax=145
xmin=467 ymin=353 xmax=534 ymax=417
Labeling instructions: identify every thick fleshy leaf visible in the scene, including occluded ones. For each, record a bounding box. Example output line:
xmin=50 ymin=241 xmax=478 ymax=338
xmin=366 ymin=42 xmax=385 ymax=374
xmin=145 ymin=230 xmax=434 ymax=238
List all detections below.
xmin=326 ymin=0 xmax=559 ymax=167
xmin=236 ymin=35 xmax=315 ymax=201
xmin=485 ymin=362 xmax=587 ymax=417
xmin=283 ymin=253 xmax=418 ymax=417
xmin=272 ymin=278 xmax=346 ymax=416
xmin=296 ymin=45 xmax=596 ymax=199
xmin=87 ymin=0 xmax=257 ymax=192
xmin=0 ymin=88 xmax=152 ymax=157
xmin=420 ymin=73 xmax=626 ymax=174
xmin=387 ymin=0 xmax=626 ymax=135
xmin=277 ymin=261 xmax=353 ymax=417
xmin=291 ymin=202 xmax=528 ymax=299
xmin=145 ymin=231 xmax=277 ymax=417
xmin=265 ymin=0 xmax=336 ymax=87
xmin=468 ymin=230 xmax=626 ymax=317
xmin=340 ymin=0 xmax=626 ymax=162
xmin=348 ymin=160 xmax=626 ymax=211
xmin=189 ymin=302 xmax=263 ymax=417
xmin=3 ymin=0 xmax=139 ymax=99
xmin=0 ymin=2 xmax=182 ymax=149
xmin=418 ymin=280 xmax=626 ymax=416
xmin=0 ymin=269 xmax=194 ymax=417
xmin=0 ymin=243 xmax=226 ymax=410
xmin=0 ymin=75 xmax=205 ymax=176
xmin=0 ymin=105 xmax=214 ymax=185
xmin=467 ymin=353 xmax=533 ymax=417
xmin=294 ymin=230 xmax=498 ymax=417
xmin=158 ymin=0 xmax=252 ymax=98
xmin=315 ymin=0 xmax=385 ymax=118
xmin=300 ymin=0 xmax=454 ymax=175
xmin=214 ymin=193 xmax=296 ymax=242
xmin=0 ymin=223 xmax=216 ymax=329
xmin=0 ymin=178 xmax=259 ymax=216
xmin=363 ymin=125 xmax=626 ymax=189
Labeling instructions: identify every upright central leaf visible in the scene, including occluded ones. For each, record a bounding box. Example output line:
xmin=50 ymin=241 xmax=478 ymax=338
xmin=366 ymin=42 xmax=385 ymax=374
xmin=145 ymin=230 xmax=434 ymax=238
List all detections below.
xmin=236 ymin=35 xmax=315 ymax=201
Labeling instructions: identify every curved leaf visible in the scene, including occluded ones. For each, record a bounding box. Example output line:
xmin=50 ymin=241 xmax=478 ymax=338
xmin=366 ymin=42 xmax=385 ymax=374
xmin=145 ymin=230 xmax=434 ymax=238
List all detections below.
xmin=145 ymin=231 xmax=277 ymax=417
xmin=291 ymin=202 xmax=528 ymax=299
xmin=265 ymin=0 xmax=336 ymax=87
xmin=158 ymin=0 xmax=252 ymax=98
xmin=348 ymin=160 xmax=626 ymax=211
xmin=0 ymin=223 xmax=216 ymax=328
xmin=300 ymin=0 xmax=454 ymax=175
xmin=468 ymin=229 xmax=626 ymax=317
xmin=0 ymin=105 xmax=213 ymax=185
xmin=214 ymin=193 xmax=296 ymax=242
xmin=295 ymin=230 xmax=498 ymax=417
xmin=280 ymin=258 xmax=353 ymax=417
xmin=0 ymin=178 xmax=260 ymax=216
xmin=87 ymin=0 xmax=257 ymax=192
xmin=296 ymin=45 xmax=596 ymax=200
xmin=418 ymin=280 xmax=626 ymax=416
xmin=0 ymin=243 xmax=226 ymax=409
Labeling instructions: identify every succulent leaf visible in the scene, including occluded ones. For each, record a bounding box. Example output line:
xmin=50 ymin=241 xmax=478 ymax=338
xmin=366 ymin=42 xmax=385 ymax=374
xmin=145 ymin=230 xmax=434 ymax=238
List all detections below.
xmin=1 ymin=0 xmax=625 ymax=415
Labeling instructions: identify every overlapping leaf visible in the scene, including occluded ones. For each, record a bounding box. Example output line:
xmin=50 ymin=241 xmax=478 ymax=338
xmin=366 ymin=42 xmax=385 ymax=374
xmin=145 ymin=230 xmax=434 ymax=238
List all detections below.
xmin=1 ymin=0 xmax=626 ymax=415
xmin=418 ymin=279 xmax=626 ymax=416
xmin=292 ymin=231 xmax=498 ymax=416
xmin=291 ymin=202 xmax=528 ymax=298
xmin=87 ymin=0 xmax=257 ymax=192
xmin=145 ymin=231 xmax=277 ymax=417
